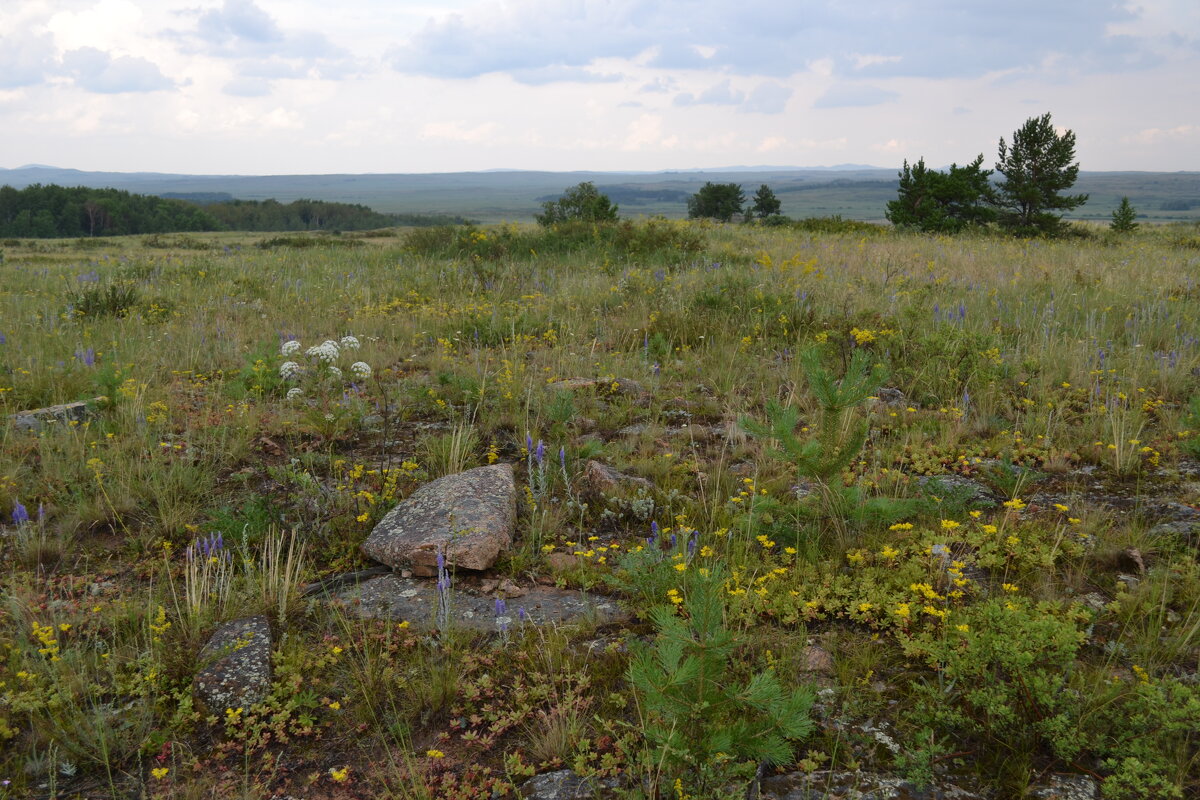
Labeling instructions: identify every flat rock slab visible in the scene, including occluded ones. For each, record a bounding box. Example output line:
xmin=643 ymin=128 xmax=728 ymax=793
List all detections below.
xmin=760 ymin=770 xmax=986 ymax=800
xmin=194 ymin=616 xmax=272 ymax=713
xmin=361 ymin=463 xmax=516 ymax=574
xmin=520 ymin=769 xmax=619 ymax=799
xmin=336 ymin=574 xmax=629 ymax=631
xmin=10 ymin=398 xmax=101 ymax=431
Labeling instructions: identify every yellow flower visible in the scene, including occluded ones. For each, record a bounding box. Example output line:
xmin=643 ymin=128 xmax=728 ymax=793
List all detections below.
xmin=151 ymin=767 xmax=169 ymax=780
xmin=969 ymin=510 xmax=982 ymax=519
xmin=956 ymin=624 xmax=970 ymax=633
xmin=356 ymin=512 xmax=370 ymax=523
xmin=981 ymin=524 xmax=998 ymax=534
xmin=329 ymin=701 xmax=342 ymax=710
xmin=1002 ymin=497 xmax=1026 ymax=511
xmin=673 ymin=563 xmax=687 ymax=572
xmin=329 ymin=766 xmax=350 ymax=782
xmin=889 ymin=522 xmax=913 ymax=531
xmin=1053 ymin=503 xmax=1069 ymax=512
xmin=857 ymin=602 xmax=873 ymax=613
xmin=940 ymin=519 xmax=960 ymax=530
xmin=879 ymin=546 xmax=899 ymax=560
xmin=700 ymin=545 xmax=715 ymax=557
xmin=426 ymin=749 xmax=445 ymax=759
xmin=893 ymin=603 xmax=911 ymax=619
xmin=1002 ymin=583 xmax=1019 ymax=593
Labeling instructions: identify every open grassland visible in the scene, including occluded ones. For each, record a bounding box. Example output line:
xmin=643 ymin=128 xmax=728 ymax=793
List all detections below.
xmin=1 ymin=220 xmax=1199 ymax=799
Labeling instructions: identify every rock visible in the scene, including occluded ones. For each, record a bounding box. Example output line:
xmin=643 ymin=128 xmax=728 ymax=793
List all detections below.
xmin=583 ymin=460 xmax=653 ymax=495
xmin=361 ymin=463 xmax=516 ymax=574
xmin=519 ymin=769 xmax=618 ymax=799
xmin=800 ymin=645 xmax=835 ymax=675
xmin=194 ymin=616 xmax=272 ymax=713
xmin=336 ymin=574 xmax=629 ymax=631
xmin=1028 ymin=774 xmax=1098 ymax=800
xmin=552 ymin=377 xmax=649 ymax=402
xmin=546 ymin=552 xmax=582 ymax=573
xmin=759 ymin=769 xmax=986 ymax=800
xmin=10 ymin=398 xmax=101 ymax=432
xmin=616 ymin=423 xmax=650 ymax=437
xmin=1147 ymin=519 xmax=1200 ymax=546
xmin=917 ymin=474 xmax=999 ymax=505
xmin=872 ymin=387 xmax=909 ymax=409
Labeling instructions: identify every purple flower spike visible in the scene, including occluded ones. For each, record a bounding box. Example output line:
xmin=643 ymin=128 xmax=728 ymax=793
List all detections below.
xmin=495 ymin=597 xmax=506 ymax=616
xmin=518 ymin=607 xmax=527 ymax=622
xmin=526 ymin=433 xmax=533 ymax=453
xmin=559 ymin=447 xmax=566 ymax=470
xmin=11 ymin=501 xmax=30 ymax=525
xmin=535 ymin=440 xmax=545 ymax=465
xmin=651 ymin=521 xmax=659 ymax=537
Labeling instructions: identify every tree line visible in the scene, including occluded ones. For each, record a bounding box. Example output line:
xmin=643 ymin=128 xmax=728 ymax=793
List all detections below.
xmin=539 ymin=114 xmax=1139 ymax=237
xmin=0 ymin=184 xmax=469 ymax=238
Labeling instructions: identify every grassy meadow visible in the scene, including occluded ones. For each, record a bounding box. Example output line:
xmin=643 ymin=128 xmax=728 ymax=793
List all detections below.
xmin=1 ymin=219 xmax=1199 ymax=799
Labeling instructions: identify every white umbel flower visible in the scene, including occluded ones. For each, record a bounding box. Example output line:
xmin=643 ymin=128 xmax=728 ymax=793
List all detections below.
xmin=350 ymin=361 xmax=372 ymax=379
xmin=328 ymin=366 xmax=342 ymax=378
xmin=280 ymin=339 xmax=301 ymax=356
xmin=306 ymin=340 xmax=340 ymax=363
xmin=279 ymin=361 xmax=302 ymax=380
xmin=339 ymin=335 xmax=361 ymax=350
xmin=286 ymin=387 xmax=304 ymax=400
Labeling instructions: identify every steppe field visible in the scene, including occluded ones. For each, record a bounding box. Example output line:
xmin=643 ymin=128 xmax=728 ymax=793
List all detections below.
xmin=1 ymin=219 xmax=1199 ymax=799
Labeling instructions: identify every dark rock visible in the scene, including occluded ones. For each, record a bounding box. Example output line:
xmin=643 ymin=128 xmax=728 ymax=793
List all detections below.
xmin=361 ymin=463 xmax=516 ymax=574
xmin=519 ymin=769 xmax=619 ymax=799
xmin=336 ymin=574 xmax=629 ymax=630
xmin=872 ymin=387 xmax=909 ymax=409
xmin=10 ymin=398 xmax=101 ymax=432
xmin=800 ymin=645 xmax=835 ymax=676
xmin=194 ymin=616 xmax=272 ymax=713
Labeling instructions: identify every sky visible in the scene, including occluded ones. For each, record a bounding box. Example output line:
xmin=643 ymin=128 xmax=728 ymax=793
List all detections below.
xmin=1 ymin=0 xmax=1198 ymax=174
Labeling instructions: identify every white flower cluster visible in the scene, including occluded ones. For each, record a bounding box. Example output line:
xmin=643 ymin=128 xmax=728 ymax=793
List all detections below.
xmin=306 ymin=340 xmax=341 ymax=363
xmin=279 ymin=361 xmax=303 ymax=380
xmin=351 ymin=361 xmax=372 ymax=379
xmin=280 ymin=339 xmax=301 ymax=356
xmin=286 ymin=387 xmax=304 ymax=400
xmin=340 ymin=335 xmax=360 ymax=350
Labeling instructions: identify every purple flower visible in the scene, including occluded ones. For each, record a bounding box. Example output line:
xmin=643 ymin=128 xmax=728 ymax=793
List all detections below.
xmin=0 ymin=332 xmax=6 ymax=344
xmin=518 ymin=607 xmax=527 ymax=622
xmin=526 ymin=433 xmax=533 ymax=453
xmin=535 ymin=440 xmax=545 ymax=466
xmin=11 ymin=501 xmax=30 ymax=525
xmin=651 ymin=521 xmax=659 ymax=538
xmin=494 ymin=597 xmax=506 ymax=616
xmin=559 ymin=447 xmax=566 ymax=470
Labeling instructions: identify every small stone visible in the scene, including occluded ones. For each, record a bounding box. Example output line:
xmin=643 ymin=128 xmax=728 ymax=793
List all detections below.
xmin=498 ymin=578 xmax=527 ymax=598
xmin=194 ymin=616 xmax=272 ymax=713
xmin=800 ymin=645 xmax=835 ymax=675
xmin=479 ymin=578 xmax=500 ymax=594
xmin=583 ymin=460 xmax=653 ymax=495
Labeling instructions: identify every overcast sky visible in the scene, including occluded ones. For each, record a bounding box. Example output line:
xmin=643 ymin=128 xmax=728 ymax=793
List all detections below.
xmin=1 ymin=0 xmax=1197 ymax=174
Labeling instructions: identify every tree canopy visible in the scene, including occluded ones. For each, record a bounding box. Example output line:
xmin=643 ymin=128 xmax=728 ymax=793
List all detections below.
xmin=750 ymin=185 xmax=782 ymax=219
xmin=534 ymin=182 xmax=619 ymax=226
xmin=885 ymin=155 xmax=997 ymax=233
xmin=687 ymin=182 xmax=745 ymax=222
xmin=994 ymin=113 xmax=1087 ymax=235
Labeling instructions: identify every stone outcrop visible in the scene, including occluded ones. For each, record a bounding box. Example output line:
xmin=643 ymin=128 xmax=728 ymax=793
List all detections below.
xmin=361 ymin=463 xmax=516 ymax=575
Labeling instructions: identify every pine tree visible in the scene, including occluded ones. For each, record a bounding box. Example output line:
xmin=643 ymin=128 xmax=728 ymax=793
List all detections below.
xmin=994 ymin=113 xmax=1088 ymax=236
xmin=750 ymin=184 xmax=782 ymax=219
xmin=1110 ymin=196 xmax=1139 ymax=233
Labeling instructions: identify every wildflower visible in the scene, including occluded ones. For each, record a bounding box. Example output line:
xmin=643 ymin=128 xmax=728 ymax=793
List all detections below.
xmin=940 ymin=519 xmax=960 ymax=530
xmin=286 ymin=387 xmax=303 ymax=400
xmin=306 ymin=340 xmax=340 ymax=363
xmin=666 ymin=588 xmax=683 ymax=605
xmin=846 ymin=550 xmax=866 ymax=565
xmin=280 ymin=339 xmax=301 ymax=356
xmin=889 ymin=522 xmax=913 ymax=531
xmin=1002 ymin=497 xmax=1026 ymax=511
xmin=1053 ymin=503 xmax=1069 ymax=512
xmin=426 ymin=749 xmax=445 ymax=759
xmin=893 ymin=603 xmax=911 ymax=619
xmin=328 ymin=700 xmax=341 ymax=710
xmin=328 ymin=366 xmax=342 ymax=379
xmin=858 ymin=602 xmax=874 ymax=613
xmin=956 ymin=624 xmax=970 ymax=633
xmin=329 ymin=766 xmax=349 ymax=782
xmin=969 ymin=510 xmax=982 ymax=518
xmin=981 ymin=524 xmax=998 ymax=534
xmin=151 ymin=767 xmax=169 ymax=780
xmin=699 ymin=545 xmax=714 ymax=557
xmin=11 ymin=500 xmax=29 ymax=526
xmin=339 ymin=335 xmax=361 ymax=350
xmin=225 ymin=707 xmax=243 ymax=724
xmin=279 ymin=361 xmax=302 ymax=380
xmin=1002 ymin=583 xmax=1019 ymax=593
xmin=879 ymin=545 xmax=899 ymax=560
xmin=350 ymin=361 xmax=372 ymax=379
xmin=673 ymin=563 xmax=687 ymax=572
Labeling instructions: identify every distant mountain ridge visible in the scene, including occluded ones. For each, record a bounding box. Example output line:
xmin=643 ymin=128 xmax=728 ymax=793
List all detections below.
xmin=3 ymin=165 xmax=1197 ymax=224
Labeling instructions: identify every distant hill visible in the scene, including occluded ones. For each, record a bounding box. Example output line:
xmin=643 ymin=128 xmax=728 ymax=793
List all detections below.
xmin=2 ymin=165 xmax=1197 ymax=224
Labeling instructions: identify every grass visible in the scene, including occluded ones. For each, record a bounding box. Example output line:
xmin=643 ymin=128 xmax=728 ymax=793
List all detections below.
xmin=0 ymin=220 xmax=1198 ymax=798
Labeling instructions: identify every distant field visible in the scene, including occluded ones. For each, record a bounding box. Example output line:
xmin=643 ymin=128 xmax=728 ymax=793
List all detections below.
xmin=2 ymin=165 xmax=1197 ymax=224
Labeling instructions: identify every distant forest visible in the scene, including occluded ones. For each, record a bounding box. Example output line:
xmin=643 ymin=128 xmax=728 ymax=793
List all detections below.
xmin=0 ymin=184 xmax=469 ymax=237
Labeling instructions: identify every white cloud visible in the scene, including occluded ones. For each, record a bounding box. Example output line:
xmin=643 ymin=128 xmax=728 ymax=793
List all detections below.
xmin=420 ymin=120 xmax=497 ymax=143
xmin=62 ymin=47 xmax=175 ymax=93
xmin=813 ymin=84 xmax=898 ymax=109
xmin=1124 ymin=125 xmax=1198 ymax=144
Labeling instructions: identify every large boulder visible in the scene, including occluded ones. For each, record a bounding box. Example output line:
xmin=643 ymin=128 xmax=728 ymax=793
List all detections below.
xmin=193 ymin=616 xmax=272 ymax=713
xmin=10 ymin=398 xmax=101 ymax=432
xmin=361 ymin=463 xmax=516 ymax=575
